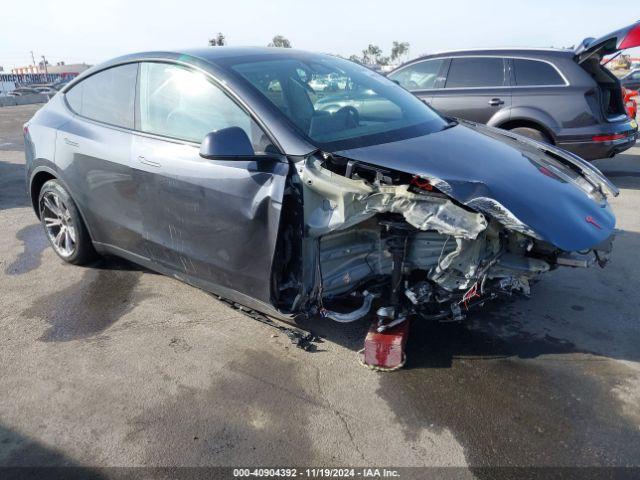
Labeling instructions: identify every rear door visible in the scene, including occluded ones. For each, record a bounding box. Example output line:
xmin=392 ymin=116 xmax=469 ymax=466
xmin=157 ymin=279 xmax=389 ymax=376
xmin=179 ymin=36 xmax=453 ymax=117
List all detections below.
xmin=623 ymin=71 xmax=640 ymax=90
xmin=131 ymin=61 xmax=288 ymax=303
xmin=56 ymin=64 xmax=143 ymax=254
xmin=508 ymin=57 xmax=569 ymax=130
xmin=387 ymin=58 xmax=447 ymax=106
xmin=430 ymin=56 xmax=511 ymax=124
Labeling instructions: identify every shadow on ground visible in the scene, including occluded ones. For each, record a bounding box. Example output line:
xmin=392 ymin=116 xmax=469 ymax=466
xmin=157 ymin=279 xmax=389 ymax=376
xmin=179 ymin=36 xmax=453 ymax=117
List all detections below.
xmin=127 ymin=349 xmax=320 ymax=466
xmin=22 ymin=257 xmax=157 ymax=342
xmin=4 ymin=223 xmax=49 ymax=275
xmin=603 ymin=171 xmax=640 ymax=190
xmin=0 ymin=424 xmax=107 ymax=478
xmin=0 ymin=159 xmax=29 ymax=211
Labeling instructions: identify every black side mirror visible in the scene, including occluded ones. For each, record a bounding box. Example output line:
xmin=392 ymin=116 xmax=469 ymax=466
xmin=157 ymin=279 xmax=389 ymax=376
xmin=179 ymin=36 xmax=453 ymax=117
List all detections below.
xmin=199 ymin=127 xmax=255 ymax=159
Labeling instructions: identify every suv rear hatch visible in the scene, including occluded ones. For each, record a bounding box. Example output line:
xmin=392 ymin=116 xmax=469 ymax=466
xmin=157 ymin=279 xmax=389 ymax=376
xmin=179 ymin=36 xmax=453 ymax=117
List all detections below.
xmin=575 ymin=21 xmax=640 ymax=122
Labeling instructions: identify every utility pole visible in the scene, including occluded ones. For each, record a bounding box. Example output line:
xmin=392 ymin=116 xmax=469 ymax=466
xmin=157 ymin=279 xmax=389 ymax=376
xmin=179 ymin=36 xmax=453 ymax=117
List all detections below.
xmin=30 ymin=51 xmax=37 ymax=71
xmin=41 ymin=55 xmax=49 ymax=81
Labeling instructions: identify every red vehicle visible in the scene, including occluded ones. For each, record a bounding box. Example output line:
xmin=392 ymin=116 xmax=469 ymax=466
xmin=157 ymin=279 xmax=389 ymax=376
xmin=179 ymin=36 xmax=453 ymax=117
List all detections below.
xmin=624 ymin=87 xmax=638 ymax=119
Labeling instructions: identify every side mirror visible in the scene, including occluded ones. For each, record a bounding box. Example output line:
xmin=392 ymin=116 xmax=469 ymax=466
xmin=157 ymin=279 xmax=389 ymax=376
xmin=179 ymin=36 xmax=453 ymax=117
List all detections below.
xmin=199 ymin=127 xmax=255 ymax=159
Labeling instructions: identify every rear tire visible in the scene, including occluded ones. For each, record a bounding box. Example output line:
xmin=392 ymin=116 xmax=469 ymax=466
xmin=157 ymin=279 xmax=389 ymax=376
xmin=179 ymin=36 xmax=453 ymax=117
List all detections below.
xmin=38 ymin=179 xmax=97 ymax=265
xmin=509 ymin=126 xmax=552 ymax=144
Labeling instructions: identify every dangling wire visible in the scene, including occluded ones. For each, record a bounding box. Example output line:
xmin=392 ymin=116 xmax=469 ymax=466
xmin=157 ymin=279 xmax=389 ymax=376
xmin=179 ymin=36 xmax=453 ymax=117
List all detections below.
xmin=436 ymin=235 xmax=452 ymax=272
xmin=316 ymin=235 xmax=325 ymax=311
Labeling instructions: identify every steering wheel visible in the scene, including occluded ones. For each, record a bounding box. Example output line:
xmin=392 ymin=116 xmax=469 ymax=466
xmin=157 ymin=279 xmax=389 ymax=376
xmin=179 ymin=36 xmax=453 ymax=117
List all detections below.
xmin=336 ymin=106 xmax=359 ymax=128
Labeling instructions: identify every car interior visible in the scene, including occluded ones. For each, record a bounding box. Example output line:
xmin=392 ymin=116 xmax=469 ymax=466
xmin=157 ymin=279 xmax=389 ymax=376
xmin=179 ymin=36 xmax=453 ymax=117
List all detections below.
xmin=233 ymin=60 xmax=414 ymax=143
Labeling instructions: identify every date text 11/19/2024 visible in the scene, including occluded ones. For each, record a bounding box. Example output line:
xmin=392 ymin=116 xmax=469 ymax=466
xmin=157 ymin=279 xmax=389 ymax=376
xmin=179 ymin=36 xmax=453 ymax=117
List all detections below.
xmin=233 ymin=468 xmax=401 ymax=477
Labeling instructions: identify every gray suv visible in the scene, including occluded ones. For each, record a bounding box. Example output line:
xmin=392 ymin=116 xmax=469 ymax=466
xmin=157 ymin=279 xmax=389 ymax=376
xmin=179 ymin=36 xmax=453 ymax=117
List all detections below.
xmin=388 ymin=22 xmax=640 ymax=160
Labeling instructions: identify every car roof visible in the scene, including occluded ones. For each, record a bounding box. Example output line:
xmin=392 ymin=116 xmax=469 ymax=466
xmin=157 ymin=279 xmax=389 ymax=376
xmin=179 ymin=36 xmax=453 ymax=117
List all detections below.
xmin=99 ymin=47 xmax=327 ymax=70
xmin=62 ymin=47 xmax=330 ymax=91
xmin=390 ymin=47 xmax=575 ymax=72
xmin=181 ymin=46 xmax=315 ymax=61
xmin=415 ymin=47 xmax=574 ymax=58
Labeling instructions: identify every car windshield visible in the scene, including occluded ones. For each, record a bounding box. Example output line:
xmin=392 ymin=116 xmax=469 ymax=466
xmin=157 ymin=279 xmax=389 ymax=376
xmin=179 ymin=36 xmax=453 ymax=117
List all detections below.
xmin=226 ymin=54 xmax=448 ymax=151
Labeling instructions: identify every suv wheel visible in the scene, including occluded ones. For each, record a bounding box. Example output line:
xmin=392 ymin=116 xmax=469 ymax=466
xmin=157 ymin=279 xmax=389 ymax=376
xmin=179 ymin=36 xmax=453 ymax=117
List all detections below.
xmin=509 ymin=127 xmax=552 ymax=144
xmin=38 ymin=179 xmax=97 ymax=265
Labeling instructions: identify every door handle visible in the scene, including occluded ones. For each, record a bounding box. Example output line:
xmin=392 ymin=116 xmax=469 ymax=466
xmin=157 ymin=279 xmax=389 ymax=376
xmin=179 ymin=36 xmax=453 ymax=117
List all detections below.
xmin=488 ymin=98 xmax=505 ymax=106
xmin=137 ymin=155 xmax=161 ymax=168
xmin=63 ymin=137 xmax=79 ymax=147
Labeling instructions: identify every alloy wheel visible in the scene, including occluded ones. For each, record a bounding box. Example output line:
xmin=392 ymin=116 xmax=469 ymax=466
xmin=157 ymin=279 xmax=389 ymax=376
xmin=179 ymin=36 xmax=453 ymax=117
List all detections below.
xmin=40 ymin=191 xmax=77 ymax=258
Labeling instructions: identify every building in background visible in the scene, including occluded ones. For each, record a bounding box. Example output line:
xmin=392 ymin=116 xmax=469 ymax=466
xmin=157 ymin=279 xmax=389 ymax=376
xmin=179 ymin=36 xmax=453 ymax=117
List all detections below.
xmin=11 ymin=65 xmax=40 ymax=74
xmin=1 ymin=61 xmax=90 ymax=94
xmin=46 ymin=62 xmax=91 ymax=75
xmin=11 ymin=62 xmax=90 ymax=75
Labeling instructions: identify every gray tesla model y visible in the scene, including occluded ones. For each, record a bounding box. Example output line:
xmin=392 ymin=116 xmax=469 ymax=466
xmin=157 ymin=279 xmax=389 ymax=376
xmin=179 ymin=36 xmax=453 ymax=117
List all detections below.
xmin=25 ymin=47 xmax=618 ymax=328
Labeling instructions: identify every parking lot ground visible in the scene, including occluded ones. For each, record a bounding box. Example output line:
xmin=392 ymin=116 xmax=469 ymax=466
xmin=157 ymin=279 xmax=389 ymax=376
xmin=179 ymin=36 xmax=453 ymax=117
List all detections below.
xmin=1 ymin=104 xmax=639 ymax=475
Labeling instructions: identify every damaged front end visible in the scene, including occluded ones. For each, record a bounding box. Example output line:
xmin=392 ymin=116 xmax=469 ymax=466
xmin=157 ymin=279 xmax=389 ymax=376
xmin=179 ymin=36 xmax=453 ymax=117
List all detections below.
xmin=273 ymin=148 xmax=615 ymax=329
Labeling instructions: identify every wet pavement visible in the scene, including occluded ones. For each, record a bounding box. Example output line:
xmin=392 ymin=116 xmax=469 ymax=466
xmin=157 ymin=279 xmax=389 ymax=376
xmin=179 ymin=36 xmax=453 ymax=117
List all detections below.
xmin=0 ymin=104 xmax=639 ymax=475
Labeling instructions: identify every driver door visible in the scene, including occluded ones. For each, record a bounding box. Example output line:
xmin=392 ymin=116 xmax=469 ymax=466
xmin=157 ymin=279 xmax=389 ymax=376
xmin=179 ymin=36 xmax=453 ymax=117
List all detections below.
xmin=131 ymin=61 xmax=288 ymax=303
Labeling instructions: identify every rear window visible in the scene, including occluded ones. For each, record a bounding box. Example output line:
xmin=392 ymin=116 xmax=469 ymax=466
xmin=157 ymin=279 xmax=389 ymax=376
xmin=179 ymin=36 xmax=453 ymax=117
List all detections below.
xmin=445 ymin=58 xmax=505 ymax=88
xmin=513 ymin=59 xmax=565 ymax=86
xmin=65 ymin=64 xmax=137 ymax=128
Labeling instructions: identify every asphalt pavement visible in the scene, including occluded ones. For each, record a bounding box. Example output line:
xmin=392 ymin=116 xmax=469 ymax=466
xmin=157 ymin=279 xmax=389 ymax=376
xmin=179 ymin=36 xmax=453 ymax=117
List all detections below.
xmin=1 ymin=104 xmax=639 ymax=477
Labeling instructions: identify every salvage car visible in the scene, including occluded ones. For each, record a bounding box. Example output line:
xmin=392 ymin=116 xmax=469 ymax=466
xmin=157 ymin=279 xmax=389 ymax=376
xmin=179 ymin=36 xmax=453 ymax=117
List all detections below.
xmin=25 ymin=47 xmax=618 ymax=331
xmin=8 ymin=87 xmax=39 ymax=97
xmin=387 ymin=22 xmax=640 ymax=160
xmin=621 ymin=69 xmax=640 ymax=91
xmin=624 ymin=88 xmax=638 ymax=119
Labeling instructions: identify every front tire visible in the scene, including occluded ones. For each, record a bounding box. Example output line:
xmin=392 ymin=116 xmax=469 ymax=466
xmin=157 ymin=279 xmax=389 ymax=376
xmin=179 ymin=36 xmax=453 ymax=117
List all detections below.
xmin=38 ymin=179 xmax=97 ymax=265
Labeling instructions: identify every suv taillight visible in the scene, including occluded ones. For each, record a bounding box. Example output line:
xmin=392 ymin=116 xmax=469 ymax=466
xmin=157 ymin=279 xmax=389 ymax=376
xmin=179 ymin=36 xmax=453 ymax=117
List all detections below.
xmin=592 ymin=133 xmax=626 ymax=142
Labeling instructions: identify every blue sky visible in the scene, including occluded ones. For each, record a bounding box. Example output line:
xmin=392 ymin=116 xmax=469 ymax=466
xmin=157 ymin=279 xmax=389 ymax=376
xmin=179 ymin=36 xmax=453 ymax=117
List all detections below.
xmin=1 ymin=0 xmax=638 ymax=69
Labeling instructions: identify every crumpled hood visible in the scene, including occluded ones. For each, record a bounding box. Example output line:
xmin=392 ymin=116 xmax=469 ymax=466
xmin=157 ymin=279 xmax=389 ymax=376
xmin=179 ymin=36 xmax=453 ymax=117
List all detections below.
xmin=334 ymin=122 xmax=616 ymax=251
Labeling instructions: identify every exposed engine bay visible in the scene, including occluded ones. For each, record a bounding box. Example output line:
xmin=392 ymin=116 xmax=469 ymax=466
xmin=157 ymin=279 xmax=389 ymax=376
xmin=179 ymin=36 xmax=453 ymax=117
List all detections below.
xmin=273 ymin=151 xmax=615 ymax=332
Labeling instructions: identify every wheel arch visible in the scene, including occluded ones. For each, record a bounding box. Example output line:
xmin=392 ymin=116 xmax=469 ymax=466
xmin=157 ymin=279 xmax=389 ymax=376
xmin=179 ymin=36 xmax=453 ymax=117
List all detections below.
xmin=496 ymin=118 xmax=557 ymax=144
xmin=494 ymin=105 xmax=560 ymax=143
xmin=29 ymin=166 xmax=96 ymax=242
xmin=29 ymin=166 xmax=58 ymax=219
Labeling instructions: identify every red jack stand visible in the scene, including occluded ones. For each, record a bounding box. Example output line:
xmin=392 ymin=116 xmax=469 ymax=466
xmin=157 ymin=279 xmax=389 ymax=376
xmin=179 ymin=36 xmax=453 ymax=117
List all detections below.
xmin=361 ymin=319 xmax=410 ymax=371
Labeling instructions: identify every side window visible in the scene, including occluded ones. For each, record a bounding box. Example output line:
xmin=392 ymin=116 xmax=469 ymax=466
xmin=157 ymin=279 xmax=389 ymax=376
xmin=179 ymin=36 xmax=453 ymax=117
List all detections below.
xmin=64 ymin=64 xmax=137 ymax=128
xmin=445 ymin=58 xmax=505 ymax=88
xmin=138 ymin=62 xmax=268 ymax=150
xmin=388 ymin=59 xmax=444 ymax=90
xmin=65 ymin=84 xmax=83 ymax=113
xmin=513 ymin=59 xmax=565 ymax=86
